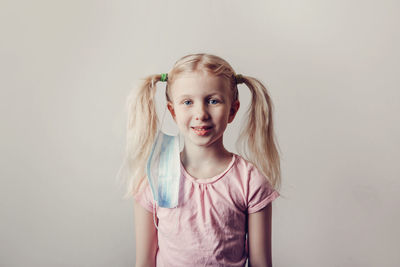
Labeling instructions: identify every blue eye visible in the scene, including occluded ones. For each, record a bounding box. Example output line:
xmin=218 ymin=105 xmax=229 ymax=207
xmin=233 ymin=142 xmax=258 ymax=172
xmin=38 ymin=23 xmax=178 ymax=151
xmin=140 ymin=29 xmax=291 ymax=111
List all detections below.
xmin=183 ymin=100 xmax=192 ymax=105
xmin=209 ymin=99 xmax=219 ymax=104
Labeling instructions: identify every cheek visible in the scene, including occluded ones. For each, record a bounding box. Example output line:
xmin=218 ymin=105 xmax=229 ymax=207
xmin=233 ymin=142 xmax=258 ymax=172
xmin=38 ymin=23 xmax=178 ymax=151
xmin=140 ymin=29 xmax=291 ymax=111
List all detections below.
xmin=175 ymin=110 xmax=190 ymax=124
xmin=214 ymin=108 xmax=230 ymax=122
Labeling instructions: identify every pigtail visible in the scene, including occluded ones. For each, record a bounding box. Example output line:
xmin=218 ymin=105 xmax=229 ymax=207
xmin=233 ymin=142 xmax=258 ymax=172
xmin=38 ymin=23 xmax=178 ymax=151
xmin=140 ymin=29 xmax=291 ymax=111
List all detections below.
xmin=236 ymin=75 xmax=282 ymax=190
xmin=117 ymin=74 xmax=164 ymax=199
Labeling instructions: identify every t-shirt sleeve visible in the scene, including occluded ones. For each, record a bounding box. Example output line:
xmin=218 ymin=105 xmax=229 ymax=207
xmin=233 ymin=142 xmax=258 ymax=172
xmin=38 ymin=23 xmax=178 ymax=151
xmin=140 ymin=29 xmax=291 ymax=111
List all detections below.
xmin=133 ymin=180 xmax=155 ymax=213
xmin=247 ymin=166 xmax=280 ymax=214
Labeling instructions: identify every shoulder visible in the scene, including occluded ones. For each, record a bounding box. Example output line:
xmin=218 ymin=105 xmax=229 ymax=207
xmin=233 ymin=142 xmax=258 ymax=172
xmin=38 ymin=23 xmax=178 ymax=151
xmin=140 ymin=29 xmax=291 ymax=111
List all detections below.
xmin=133 ymin=178 xmax=155 ymax=213
xmin=232 ymin=153 xmax=257 ymax=176
xmin=231 ymin=154 xmax=279 ymax=213
xmin=229 ymin=154 xmax=275 ymax=194
xmin=232 ymin=153 xmax=270 ymax=185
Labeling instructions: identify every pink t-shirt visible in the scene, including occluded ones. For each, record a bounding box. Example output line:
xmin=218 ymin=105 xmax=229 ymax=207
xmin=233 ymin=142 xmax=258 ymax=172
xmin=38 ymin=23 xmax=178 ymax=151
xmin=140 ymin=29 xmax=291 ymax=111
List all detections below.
xmin=134 ymin=153 xmax=279 ymax=267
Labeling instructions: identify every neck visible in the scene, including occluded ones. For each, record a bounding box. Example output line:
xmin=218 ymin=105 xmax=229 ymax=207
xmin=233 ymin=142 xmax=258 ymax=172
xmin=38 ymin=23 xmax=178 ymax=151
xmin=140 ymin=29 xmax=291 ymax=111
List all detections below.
xmin=180 ymin=137 xmax=232 ymax=169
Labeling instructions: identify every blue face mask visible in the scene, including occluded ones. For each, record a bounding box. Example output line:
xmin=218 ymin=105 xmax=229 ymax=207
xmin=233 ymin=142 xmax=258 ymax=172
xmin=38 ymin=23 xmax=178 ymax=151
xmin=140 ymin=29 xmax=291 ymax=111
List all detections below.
xmin=146 ymin=128 xmax=184 ymax=233
xmin=146 ymin=130 xmax=181 ymax=208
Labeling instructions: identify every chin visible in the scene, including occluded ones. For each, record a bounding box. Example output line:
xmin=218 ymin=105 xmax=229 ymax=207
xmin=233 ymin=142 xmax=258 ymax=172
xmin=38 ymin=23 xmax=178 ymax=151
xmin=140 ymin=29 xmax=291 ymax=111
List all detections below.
xmin=187 ymin=136 xmax=213 ymax=146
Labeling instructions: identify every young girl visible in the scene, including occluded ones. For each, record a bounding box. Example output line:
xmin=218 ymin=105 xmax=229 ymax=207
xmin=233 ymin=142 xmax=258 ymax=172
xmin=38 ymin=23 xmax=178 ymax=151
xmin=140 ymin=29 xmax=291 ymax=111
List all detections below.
xmin=119 ymin=53 xmax=281 ymax=267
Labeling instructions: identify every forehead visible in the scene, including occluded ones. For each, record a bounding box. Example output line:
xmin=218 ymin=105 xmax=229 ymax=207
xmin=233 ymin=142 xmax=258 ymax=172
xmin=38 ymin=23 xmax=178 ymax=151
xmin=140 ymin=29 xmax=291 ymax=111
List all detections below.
xmin=170 ymin=72 xmax=230 ymax=100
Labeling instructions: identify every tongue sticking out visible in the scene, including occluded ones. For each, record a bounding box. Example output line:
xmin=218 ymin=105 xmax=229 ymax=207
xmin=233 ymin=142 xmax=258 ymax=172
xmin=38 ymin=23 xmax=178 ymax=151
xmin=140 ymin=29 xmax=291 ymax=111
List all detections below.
xmin=193 ymin=127 xmax=212 ymax=136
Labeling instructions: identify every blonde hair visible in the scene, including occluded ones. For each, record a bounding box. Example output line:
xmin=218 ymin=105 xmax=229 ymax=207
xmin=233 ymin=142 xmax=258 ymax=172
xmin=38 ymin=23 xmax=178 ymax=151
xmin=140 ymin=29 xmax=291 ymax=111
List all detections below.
xmin=117 ymin=53 xmax=281 ymax=199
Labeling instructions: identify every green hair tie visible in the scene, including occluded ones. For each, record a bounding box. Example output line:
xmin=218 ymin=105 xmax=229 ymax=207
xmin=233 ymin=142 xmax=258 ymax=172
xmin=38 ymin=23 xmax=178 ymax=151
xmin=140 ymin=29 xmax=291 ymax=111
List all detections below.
xmin=161 ymin=73 xmax=168 ymax=82
xmin=235 ymin=74 xmax=244 ymax=84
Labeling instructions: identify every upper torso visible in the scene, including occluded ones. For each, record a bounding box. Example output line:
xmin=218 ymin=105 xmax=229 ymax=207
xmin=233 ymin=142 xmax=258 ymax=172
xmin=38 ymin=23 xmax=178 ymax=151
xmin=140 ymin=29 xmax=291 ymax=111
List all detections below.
xmin=134 ymin=153 xmax=279 ymax=267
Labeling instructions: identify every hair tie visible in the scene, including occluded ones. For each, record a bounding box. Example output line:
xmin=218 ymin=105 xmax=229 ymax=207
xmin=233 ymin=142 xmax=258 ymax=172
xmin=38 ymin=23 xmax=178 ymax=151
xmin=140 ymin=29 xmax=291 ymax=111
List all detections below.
xmin=161 ymin=73 xmax=168 ymax=82
xmin=235 ymin=74 xmax=244 ymax=84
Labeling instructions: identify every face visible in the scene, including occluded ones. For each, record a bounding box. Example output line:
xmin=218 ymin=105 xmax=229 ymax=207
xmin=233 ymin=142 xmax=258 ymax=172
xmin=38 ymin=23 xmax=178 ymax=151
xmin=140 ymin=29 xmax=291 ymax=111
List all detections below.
xmin=167 ymin=71 xmax=240 ymax=149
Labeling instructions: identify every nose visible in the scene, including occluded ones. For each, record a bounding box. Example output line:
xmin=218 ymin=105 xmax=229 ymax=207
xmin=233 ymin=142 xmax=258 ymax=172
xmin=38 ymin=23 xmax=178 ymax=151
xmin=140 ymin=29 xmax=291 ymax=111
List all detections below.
xmin=194 ymin=102 xmax=210 ymax=121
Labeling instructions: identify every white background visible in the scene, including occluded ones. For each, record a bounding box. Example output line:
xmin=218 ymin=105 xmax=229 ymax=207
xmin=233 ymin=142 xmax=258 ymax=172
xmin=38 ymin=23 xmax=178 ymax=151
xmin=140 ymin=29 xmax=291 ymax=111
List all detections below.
xmin=1 ymin=0 xmax=399 ymax=266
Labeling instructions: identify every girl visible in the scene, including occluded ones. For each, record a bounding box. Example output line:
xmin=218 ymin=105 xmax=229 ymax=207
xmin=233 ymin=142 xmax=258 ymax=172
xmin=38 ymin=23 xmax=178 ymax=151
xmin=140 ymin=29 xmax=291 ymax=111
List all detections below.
xmin=119 ymin=53 xmax=281 ymax=267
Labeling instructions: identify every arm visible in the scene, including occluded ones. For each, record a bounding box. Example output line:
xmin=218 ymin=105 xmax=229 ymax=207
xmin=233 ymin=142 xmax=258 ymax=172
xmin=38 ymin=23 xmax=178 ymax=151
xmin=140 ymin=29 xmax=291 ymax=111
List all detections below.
xmin=133 ymin=200 xmax=158 ymax=267
xmin=247 ymin=203 xmax=273 ymax=267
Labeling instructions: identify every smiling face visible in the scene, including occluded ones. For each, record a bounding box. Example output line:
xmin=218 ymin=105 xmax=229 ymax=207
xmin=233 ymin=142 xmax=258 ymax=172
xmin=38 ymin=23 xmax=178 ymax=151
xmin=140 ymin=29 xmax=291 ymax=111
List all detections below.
xmin=167 ymin=71 xmax=240 ymax=150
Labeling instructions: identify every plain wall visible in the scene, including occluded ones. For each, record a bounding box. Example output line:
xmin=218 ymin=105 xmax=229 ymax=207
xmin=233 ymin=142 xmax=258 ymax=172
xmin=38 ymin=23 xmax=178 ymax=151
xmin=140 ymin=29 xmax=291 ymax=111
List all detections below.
xmin=1 ymin=0 xmax=399 ymax=266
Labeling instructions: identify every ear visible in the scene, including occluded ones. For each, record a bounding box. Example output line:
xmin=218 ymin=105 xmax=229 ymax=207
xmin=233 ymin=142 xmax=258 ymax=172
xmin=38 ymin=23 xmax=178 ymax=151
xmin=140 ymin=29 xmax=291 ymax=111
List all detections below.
xmin=228 ymin=100 xmax=240 ymax=123
xmin=167 ymin=101 xmax=176 ymax=121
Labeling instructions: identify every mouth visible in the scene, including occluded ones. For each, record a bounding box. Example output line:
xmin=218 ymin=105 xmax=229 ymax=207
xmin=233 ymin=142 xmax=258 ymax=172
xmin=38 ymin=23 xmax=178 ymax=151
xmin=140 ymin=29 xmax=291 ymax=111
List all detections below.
xmin=191 ymin=126 xmax=213 ymax=130
xmin=191 ymin=126 xmax=213 ymax=136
